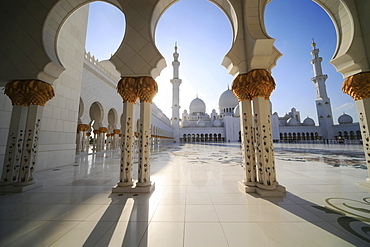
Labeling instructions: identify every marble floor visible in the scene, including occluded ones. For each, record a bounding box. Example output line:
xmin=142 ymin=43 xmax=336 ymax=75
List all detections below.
xmin=1 ymin=142 xmax=370 ymax=246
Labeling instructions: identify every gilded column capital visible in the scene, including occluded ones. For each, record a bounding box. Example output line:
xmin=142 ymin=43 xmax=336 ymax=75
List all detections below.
xmin=342 ymin=72 xmax=370 ymax=101
xmin=77 ymin=124 xmax=85 ymax=132
xmin=86 ymin=133 xmax=91 ymax=136
xmin=77 ymin=124 xmax=89 ymax=132
xmin=117 ymin=77 xmax=138 ymax=103
xmin=232 ymin=69 xmax=275 ymax=101
xmin=99 ymin=127 xmax=108 ymax=133
xmin=136 ymin=77 xmax=158 ymax=103
xmin=113 ymin=129 xmax=120 ymax=134
xmin=4 ymin=80 xmax=54 ymax=106
xmin=93 ymin=130 xmax=101 ymax=135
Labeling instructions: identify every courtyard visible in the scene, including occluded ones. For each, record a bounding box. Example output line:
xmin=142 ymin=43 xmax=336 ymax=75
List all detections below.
xmin=0 ymin=142 xmax=369 ymax=246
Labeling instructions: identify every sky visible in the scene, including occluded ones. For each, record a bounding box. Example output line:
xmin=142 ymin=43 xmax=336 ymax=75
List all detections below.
xmin=85 ymin=0 xmax=358 ymax=124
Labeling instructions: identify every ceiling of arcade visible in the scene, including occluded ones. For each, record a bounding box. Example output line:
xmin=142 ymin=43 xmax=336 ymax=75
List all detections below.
xmin=0 ymin=0 xmax=368 ymax=87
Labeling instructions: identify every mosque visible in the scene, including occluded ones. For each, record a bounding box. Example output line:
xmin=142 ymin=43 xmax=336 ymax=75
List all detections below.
xmin=0 ymin=0 xmax=369 ymax=196
xmin=172 ymin=42 xmax=360 ymax=143
xmin=0 ymin=1 xmax=370 ymax=245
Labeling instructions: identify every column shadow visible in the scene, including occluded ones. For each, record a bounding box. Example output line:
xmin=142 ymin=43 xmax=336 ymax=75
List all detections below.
xmin=83 ymin=192 xmax=151 ymax=246
xmin=252 ymin=191 xmax=370 ymax=246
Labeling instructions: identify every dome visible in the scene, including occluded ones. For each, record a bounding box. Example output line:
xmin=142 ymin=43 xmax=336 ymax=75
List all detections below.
xmin=181 ymin=119 xmax=189 ymax=127
xmin=219 ymin=89 xmax=238 ymax=109
xmin=234 ymin=105 xmax=240 ymax=117
xmin=190 ymin=97 xmax=206 ymax=114
xmin=213 ymin=119 xmax=222 ymax=127
xmin=303 ymin=117 xmax=315 ymax=126
xmin=197 ymin=119 xmax=206 ymax=127
xmin=286 ymin=117 xmax=298 ymax=126
xmin=338 ymin=113 xmax=353 ymax=124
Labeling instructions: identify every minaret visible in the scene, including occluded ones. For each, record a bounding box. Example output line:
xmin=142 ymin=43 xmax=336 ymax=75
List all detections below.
xmin=170 ymin=43 xmax=182 ymax=143
xmin=310 ymin=39 xmax=334 ymax=140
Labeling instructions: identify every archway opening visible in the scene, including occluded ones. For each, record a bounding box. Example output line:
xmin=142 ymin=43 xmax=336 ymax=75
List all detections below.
xmin=264 ymin=0 xmax=358 ymax=125
xmin=153 ymin=0 xmax=234 ymax=120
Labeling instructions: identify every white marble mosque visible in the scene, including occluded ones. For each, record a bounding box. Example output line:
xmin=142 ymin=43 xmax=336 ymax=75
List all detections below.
xmin=0 ymin=1 xmax=370 ymax=246
xmin=172 ymin=41 xmax=360 ymax=143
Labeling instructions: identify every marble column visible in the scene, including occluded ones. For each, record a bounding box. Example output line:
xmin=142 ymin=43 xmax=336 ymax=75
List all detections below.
xmin=92 ymin=130 xmax=99 ymax=152
xmin=253 ymin=97 xmax=278 ymax=190
xmin=113 ymin=77 xmax=137 ymax=191
xmin=76 ymin=124 xmax=84 ymax=154
xmin=1 ymin=80 xmax=54 ymax=192
xmin=80 ymin=124 xmax=88 ymax=153
xmin=136 ymin=77 xmax=158 ymax=190
xmin=99 ymin=127 xmax=108 ymax=150
xmin=232 ymin=74 xmax=257 ymax=192
xmin=232 ymin=70 xmax=285 ymax=196
xmin=85 ymin=132 xmax=91 ymax=152
xmin=1 ymin=105 xmax=28 ymax=185
xmin=113 ymin=129 xmax=120 ymax=149
xmin=342 ymin=72 xmax=370 ymax=187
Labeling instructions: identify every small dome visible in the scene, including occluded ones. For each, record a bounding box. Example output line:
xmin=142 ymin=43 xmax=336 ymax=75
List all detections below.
xmin=197 ymin=119 xmax=206 ymax=127
xmin=219 ymin=89 xmax=238 ymax=110
xmin=303 ymin=117 xmax=315 ymax=126
xmin=338 ymin=113 xmax=353 ymax=124
xmin=181 ymin=119 xmax=189 ymax=127
xmin=286 ymin=117 xmax=298 ymax=126
xmin=234 ymin=105 xmax=240 ymax=117
xmin=190 ymin=97 xmax=206 ymax=114
xmin=213 ymin=119 xmax=222 ymax=127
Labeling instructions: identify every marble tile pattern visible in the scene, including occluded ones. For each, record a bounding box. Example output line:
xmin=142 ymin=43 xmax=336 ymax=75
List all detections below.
xmin=0 ymin=142 xmax=369 ymax=246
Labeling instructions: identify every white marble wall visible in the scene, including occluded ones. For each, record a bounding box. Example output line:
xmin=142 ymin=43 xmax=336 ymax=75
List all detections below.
xmin=36 ymin=6 xmax=89 ymax=171
xmin=81 ymin=60 xmax=123 ymax=128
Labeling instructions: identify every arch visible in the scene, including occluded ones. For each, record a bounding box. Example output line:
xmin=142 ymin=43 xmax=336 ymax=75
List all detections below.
xmin=89 ymin=101 xmax=104 ymax=126
xmin=152 ymin=0 xmax=240 ymax=76
xmin=108 ymin=108 xmax=118 ymax=129
xmin=43 ymin=0 xmax=123 ymax=69
xmin=313 ymin=0 xmax=369 ymax=76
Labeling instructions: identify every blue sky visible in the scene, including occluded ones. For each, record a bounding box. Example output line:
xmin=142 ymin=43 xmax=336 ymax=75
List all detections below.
xmin=85 ymin=0 xmax=358 ymax=124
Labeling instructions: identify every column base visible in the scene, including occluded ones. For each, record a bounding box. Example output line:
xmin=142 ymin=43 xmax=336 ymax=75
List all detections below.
xmin=238 ymin=181 xmax=257 ymax=193
xmin=0 ymin=181 xmax=43 ymax=193
xmin=358 ymin=178 xmax=370 ymax=188
xmin=112 ymin=182 xmax=155 ymax=193
xmin=238 ymin=181 xmax=286 ymax=197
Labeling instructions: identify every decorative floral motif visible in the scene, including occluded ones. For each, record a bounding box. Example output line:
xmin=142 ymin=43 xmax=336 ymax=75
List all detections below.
xmin=232 ymin=69 xmax=275 ymax=101
xmin=4 ymin=80 xmax=55 ymax=106
xmin=342 ymin=72 xmax=370 ymax=101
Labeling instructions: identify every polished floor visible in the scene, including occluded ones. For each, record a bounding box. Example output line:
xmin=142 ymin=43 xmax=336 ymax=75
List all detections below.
xmin=1 ymin=142 xmax=370 ymax=246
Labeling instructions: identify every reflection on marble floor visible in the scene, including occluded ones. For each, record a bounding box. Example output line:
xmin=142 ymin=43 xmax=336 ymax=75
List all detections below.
xmin=0 ymin=142 xmax=370 ymax=246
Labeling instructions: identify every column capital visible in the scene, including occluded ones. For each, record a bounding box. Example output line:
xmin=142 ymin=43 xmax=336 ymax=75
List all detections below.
xmin=4 ymin=80 xmax=55 ymax=106
xmin=99 ymin=127 xmax=108 ymax=133
xmin=137 ymin=76 xmax=158 ymax=103
xmin=342 ymin=72 xmax=370 ymax=101
xmin=117 ymin=77 xmax=138 ymax=103
xmin=93 ymin=130 xmax=101 ymax=135
xmin=232 ymin=69 xmax=275 ymax=101
xmin=113 ymin=129 xmax=120 ymax=134
xmin=77 ymin=124 xmax=89 ymax=132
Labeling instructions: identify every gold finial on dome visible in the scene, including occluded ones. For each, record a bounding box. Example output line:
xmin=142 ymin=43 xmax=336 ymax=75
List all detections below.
xmin=174 ymin=42 xmax=178 ymax=51
xmin=311 ymin=38 xmax=316 ymax=49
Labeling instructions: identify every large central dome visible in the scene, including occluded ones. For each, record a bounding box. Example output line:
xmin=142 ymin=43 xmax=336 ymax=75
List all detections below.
xmin=189 ymin=97 xmax=206 ymax=113
xmin=219 ymin=89 xmax=238 ymax=110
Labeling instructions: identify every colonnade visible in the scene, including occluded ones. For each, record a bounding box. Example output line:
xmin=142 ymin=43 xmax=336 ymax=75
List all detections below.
xmin=76 ymin=125 xmax=121 ymax=154
xmin=232 ymin=69 xmax=285 ymax=196
xmin=1 ymin=80 xmax=54 ymax=192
